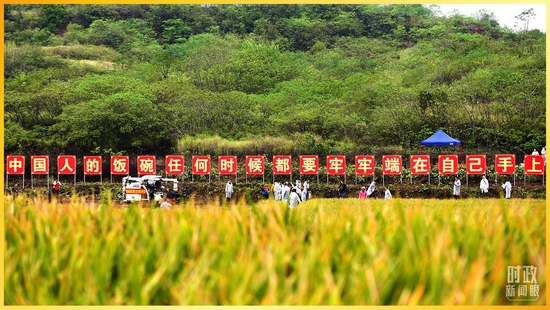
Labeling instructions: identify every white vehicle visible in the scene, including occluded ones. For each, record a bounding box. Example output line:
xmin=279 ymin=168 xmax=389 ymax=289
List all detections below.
xmin=121 ymin=175 xmax=179 ymax=203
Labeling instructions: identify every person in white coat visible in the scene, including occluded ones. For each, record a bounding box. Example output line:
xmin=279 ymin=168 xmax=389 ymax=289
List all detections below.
xmin=502 ymin=180 xmax=512 ymax=199
xmin=301 ymin=186 xmax=308 ymax=202
xmin=303 ymin=180 xmax=310 ymax=201
xmin=532 ymin=149 xmax=539 ymax=155
xmin=293 ymin=185 xmax=302 ymax=200
xmin=288 ymin=188 xmax=301 ymax=209
xmin=273 ymin=182 xmax=282 ymax=201
xmin=225 ymin=180 xmax=233 ymax=201
xmin=453 ymin=177 xmax=461 ymax=199
xmin=159 ymin=198 xmax=172 ymax=209
xmin=366 ymin=180 xmax=376 ymax=198
xmin=282 ymin=182 xmax=290 ymax=202
xmin=384 ymin=186 xmax=392 ymax=199
xmin=480 ymin=175 xmax=489 ymax=198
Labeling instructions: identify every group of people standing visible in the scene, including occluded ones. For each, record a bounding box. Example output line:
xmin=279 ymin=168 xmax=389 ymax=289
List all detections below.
xmin=532 ymin=146 xmax=546 ymax=157
xmin=223 ymin=172 xmax=518 ymax=205
xmin=453 ymin=175 xmax=512 ymax=199
xmin=224 ymin=179 xmax=310 ymax=209
xmin=273 ymin=180 xmax=310 ymax=209
xmin=355 ymin=180 xmax=392 ymax=199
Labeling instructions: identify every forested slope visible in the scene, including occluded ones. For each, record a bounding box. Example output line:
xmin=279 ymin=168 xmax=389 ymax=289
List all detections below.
xmin=4 ymin=4 xmax=546 ymax=158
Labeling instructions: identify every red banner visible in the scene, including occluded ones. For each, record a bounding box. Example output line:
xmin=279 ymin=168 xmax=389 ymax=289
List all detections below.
xmin=165 ymin=155 xmax=184 ymax=175
xmin=410 ymin=155 xmax=430 ymax=175
xmin=31 ymin=156 xmax=49 ymax=175
xmin=382 ymin=155 xmax=402 ymax=175
xmin=137 ymin=155 xmax=156 ymax=175
xmin=465 ymin=155 xmax=486 ymax=175
xmin=6 ymin=155 xmax=25 ymax=175
xmin=495 ymin=154 xmax=516 ymax=175
xmin=273 ymin=155 xmax=292 ymax=175
xmin=524 ymin=155 xmax=545 ymax=175
xmin=58 ymin=155 xmax=76 ymax=175
xmin=326 ymin=155 xmax=346 ymax=175
xmin=246 ymin=156 xmax=264 ymax=175
xmin=83 ymin=156 xmax=102 ymax=175
xmin=110 ymin=156 xmax=129 ymax=175
xmin=218 ymin=156 xmax=237 ymax=175
xmin=299 ymin=155 xmax=319 ymax=175
xmin=192 ymin=156 xmax=211 ymax=175
xmin=438 ymin=155 xmax=458 ymax=175
xmin=9 ymin=153 xmax=547 ymax=179
xmin=355 ymin=155 xmax=374 ymax=175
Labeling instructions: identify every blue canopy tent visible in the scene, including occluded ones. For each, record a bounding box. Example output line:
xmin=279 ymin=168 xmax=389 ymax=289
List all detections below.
xmin=419 ymin=129 xmax=462 ymax=154
xmin=419 ymin=129 xmax=462 ymax=185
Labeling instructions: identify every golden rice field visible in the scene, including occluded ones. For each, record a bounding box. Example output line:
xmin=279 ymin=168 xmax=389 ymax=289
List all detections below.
xmin=3 ymin=194 xmax=546 ymax=305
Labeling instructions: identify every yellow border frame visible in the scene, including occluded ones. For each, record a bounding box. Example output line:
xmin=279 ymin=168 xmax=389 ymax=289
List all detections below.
xmin=1 ymin=1 xmax=547 ymax=308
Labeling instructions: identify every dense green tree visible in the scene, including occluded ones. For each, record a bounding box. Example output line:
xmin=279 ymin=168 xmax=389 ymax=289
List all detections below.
xmin=52 ymin=92 xmax=173 ymax=156
xmin=39 ymin=4 xmax=70 ymax=34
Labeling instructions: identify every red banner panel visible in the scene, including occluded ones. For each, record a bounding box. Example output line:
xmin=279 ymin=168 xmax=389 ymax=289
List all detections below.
xmin=31 ymin=156 xmax=49 ymax=175
xmin=273 ymin=155 xmax=292 ymax=175
xmin=326 ymin=155 xmax=346 ymax=175
xmin=58 ymin=155 xmax=77 ymax=175
xmin=83 ymin=156 xmax=102 ymax=175
xmin=110 ymin=156 xmax=130 ymax=175
xmin=465 ymin=155 xmax=486 ymax=175
xmin=137 ymin=155 xmax=156 ymax=175
xmin=246 ymin=156 xmax=265 ymax=175
xmin=192 ymin=156 xmax=211 ymax=175
xmin=218 ymin=156 xmax=237 ymax=175
xmin=524 ymin=155 xmax=545 ymax=175
xmin=6 ymin=155 xmax=25 ymax=175
xmin=410 ymin=155 xmax=430 ymax=175
xmin=165 ymin=155 xmax=185 ymax=175
xmin=438 ymin=155 xmax=458 ymax=175
xmin=355 ymin=155 xmax=375 ymax=175
xmin=299 ymin=155 xmax=319 ymax=175
xmin=382 ymin=155 xmax=402 ymax=175
xmin=495 ymin=154 xmax=516 ymax=175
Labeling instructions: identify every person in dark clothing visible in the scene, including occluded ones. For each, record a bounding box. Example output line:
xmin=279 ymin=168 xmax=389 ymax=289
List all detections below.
xmin=155 ymin=179 xmax=162 ymax=191
xmin=12 ymin=183 xmax=20 ymax=197
xmin=167 ymin=188 xmax=181 ymax=203
xmin=338 ymin=181 xmax=347 ymax=199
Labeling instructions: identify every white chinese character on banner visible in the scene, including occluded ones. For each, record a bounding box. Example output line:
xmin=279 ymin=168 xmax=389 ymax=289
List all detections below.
xmin=275 ymin=158 xmax=290 ymax=172
xmin=113 ymin=159 xmax=127 ymax=173
xmin=34 ymin=158 xmax=47 ymax=172
xmin=9 ymin=159 xmax=23 ymax=171
xmin=384 ymin=158 xmax=400 ymax=172
xmin=194 ymin=159 xmax=208 ymax=173
xmin=329 ymin=157 xmax=344 ymax=173
xmin=248 ymin=158 xmax=263 ymax=172
xmin=86 ymin=159 xmax=100 ymax=173
xmin=302 ymin=158 xmax=317 ymax=172
xmin=220 ymin=158 xmax=235 ymax=172
xmin=139 ymin=158 xmax=155 ymax=173
xmin=60 ymin=158 xmax=74 ymax=173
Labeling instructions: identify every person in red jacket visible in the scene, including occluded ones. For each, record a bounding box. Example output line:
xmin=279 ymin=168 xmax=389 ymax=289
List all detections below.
xmin=52 ymin=179 xmax=62 ymax=196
